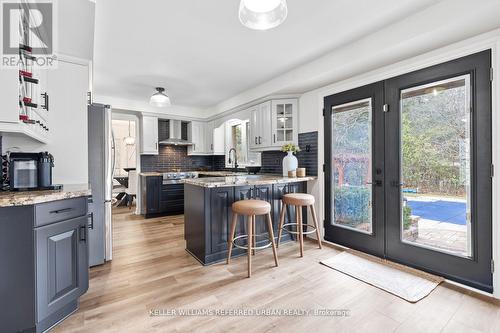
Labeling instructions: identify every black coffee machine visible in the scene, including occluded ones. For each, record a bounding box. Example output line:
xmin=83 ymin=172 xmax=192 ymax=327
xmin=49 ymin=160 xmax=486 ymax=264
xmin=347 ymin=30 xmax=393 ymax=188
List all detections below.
xmin=8 ymin=152 xmax=61 ymax=191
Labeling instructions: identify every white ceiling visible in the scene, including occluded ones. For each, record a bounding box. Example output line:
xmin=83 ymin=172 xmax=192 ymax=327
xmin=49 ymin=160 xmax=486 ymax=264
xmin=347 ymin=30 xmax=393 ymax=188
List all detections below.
xmin=93 ymin=0 xmax=443 ymax=109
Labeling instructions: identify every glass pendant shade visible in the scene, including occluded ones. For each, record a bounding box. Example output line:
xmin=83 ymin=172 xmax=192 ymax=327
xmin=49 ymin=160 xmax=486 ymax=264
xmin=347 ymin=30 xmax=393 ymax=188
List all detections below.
xmin=239 ymin=0 xmax=288 ymax=31
xmin=124 ymin=136 xmax=135 ymax=145
xmin=149 ymin=87 xmax=171 ymax=107
xmin=124 ymin=121 xmax=135 ymax=145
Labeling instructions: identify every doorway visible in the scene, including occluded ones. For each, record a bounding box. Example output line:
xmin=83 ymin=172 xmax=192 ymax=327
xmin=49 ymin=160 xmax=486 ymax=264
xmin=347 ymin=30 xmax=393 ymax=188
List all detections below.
xmin=324 ymin=50 xmax=492 ymax=292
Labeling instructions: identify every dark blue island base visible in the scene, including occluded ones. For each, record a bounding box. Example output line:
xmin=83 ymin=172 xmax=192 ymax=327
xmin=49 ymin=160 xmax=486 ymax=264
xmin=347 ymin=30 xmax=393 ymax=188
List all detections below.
xmin=184 ymin=181 xmax=308 ymax=265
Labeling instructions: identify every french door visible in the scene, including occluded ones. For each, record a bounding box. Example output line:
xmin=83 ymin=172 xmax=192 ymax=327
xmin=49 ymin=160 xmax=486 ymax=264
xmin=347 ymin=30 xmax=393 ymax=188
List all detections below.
xmin=324 ymin=50 xmax=493 ymax=292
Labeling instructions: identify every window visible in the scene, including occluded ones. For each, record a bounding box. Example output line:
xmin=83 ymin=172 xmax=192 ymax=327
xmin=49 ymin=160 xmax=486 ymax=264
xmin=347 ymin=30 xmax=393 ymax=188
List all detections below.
xmin=225 ymin=119 xmax=261 ymax=168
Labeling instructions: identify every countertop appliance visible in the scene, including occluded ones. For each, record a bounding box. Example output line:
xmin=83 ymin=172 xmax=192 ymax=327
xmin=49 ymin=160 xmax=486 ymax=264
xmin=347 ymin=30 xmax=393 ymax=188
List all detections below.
xmin=88 ymin=103 xmax=113 ymax=266
xmin=8 ymin=152 xmax=59 ymax=191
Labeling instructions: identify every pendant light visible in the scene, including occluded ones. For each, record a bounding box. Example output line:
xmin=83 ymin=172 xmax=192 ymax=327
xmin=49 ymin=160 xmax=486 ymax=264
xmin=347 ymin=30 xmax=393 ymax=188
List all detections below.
xmin=239 ymin=0 xmax=288 ymax=31
xmin=124 ymin=121 xmax=135 ymax=145
xmin=149 ymin=87 xmax=171 ymax=107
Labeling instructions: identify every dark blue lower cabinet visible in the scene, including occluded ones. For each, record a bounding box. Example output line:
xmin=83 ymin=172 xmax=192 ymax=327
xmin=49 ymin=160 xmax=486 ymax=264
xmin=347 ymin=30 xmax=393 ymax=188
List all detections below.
xmin=0 ymin=197 xmax=89 ymax=333
xmin=35 ymin=215 xmax=89 ymax=323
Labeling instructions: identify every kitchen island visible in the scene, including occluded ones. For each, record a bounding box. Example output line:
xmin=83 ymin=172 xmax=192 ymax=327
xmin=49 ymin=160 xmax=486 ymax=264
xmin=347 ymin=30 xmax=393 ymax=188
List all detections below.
xmin=184 ymin=175 xmax=316 ymax=265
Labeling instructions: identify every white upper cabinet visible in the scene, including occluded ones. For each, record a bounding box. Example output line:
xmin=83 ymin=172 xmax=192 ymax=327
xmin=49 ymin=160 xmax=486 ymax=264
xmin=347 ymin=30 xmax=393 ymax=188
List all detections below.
xmin=249 ymin=105 xmax=260 ymax=150
xmin=212 ymin=123 xmax=225 ymax=155
xmin=249 ymin=99 xmax=298 ymax=151
xmin=141 ymin=116 xmax=159 ymax=155
xmin=187 ymin=121 xmax=206 ymax=155
xmin=205 ymin=121 xmax=214 ymax=153
xmin=249 ymin=101 xmax=272 ymax=149
xmin=187 ymin=121 xmax=225 ymax=156
xmin=271 ymin=99 xmax=298 ymax=147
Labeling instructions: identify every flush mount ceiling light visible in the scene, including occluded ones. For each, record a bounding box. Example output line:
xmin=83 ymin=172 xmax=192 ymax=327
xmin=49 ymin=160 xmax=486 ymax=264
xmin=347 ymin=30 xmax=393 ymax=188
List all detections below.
xmin=239 ymin=0 xmax=288 ymax=31
xmin=149 ymin=87 xmax=171 ymax=107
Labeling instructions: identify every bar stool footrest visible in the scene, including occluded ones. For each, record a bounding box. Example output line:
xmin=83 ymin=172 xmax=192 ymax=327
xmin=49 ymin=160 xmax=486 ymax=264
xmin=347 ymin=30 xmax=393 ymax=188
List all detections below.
xmin=233 ymin=234 xmax=273 ymax=251
xmin=282 ymin=223 xmax=317 ymax=235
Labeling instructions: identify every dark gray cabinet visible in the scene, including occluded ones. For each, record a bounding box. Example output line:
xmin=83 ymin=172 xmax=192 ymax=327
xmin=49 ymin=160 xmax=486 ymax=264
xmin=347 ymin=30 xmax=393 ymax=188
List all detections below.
xmin=0 ymin=197 xmax=89 ymax=333
xmin=142 ymin=176 xmax=185 ymax=217
xmin=160 ymin=183 xmax=184 ymax=214
xmin=35 ymin=215 xmax=89 ymax=322
xmin=142 ymin=176 xmax=161 ymax=216
xmin=184 ymin=181 xmax=307 ymax=265
xmin=209 ymin=187 xmax=234 ymax=253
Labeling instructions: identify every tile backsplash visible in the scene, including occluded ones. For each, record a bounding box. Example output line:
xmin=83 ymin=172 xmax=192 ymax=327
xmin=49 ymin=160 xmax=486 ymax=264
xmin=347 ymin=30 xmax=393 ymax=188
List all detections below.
xmin=260 ymin=132 xmax=318 ymax=176
xmin=140 ymin=131 xmax=318 ymax=175
xmin=140 ymin=145 xmax=225 ymax=172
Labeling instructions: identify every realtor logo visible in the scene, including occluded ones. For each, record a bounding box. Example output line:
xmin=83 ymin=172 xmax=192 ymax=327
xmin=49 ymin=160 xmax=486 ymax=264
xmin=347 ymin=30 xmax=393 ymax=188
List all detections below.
xmin=1 ymin=0 xmax=57 ymax=68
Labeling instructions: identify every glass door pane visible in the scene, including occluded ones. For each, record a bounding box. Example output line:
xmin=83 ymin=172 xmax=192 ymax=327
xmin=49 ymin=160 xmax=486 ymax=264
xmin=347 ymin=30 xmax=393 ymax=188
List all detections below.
xmin=400 ymin=75 xmax=472 ymax=257
xmin=332 ymin=99 xmax=373 ymax=234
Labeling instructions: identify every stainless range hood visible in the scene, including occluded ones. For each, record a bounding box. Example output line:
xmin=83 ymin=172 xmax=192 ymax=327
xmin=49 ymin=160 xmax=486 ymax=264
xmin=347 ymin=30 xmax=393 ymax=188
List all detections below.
xmin=158 ymin=119 xmax=193 ymax=146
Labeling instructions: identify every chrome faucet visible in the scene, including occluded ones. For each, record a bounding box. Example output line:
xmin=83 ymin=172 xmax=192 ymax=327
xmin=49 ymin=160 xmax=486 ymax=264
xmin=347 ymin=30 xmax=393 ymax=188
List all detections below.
xmin=228 ymin=148 xmax=239 ymax=170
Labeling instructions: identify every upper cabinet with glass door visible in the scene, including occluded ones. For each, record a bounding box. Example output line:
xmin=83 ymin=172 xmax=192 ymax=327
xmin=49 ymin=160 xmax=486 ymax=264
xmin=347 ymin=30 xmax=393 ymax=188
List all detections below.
xmin=271 ymin=99 xmax=298 ymax=147
xmin=249 ymin=98 xmax=298 ymax=151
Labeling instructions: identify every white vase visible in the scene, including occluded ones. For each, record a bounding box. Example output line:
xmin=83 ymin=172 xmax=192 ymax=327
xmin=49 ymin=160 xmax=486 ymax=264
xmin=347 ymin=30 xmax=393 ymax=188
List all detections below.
xmin=282 ymin=151 xmax=298 ymax=176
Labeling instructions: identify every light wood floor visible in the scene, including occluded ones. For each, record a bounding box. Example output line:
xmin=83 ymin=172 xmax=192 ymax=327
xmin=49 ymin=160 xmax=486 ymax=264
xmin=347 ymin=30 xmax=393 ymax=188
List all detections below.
xmin=53 ymin=207 xmax=500 ymax=333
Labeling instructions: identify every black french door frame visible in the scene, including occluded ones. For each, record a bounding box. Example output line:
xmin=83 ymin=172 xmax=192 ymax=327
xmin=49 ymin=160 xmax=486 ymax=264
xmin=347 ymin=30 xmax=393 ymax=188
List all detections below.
xmin=384 ymin=50 xmax=492 ymax=292
xmin=324 ymin=82 xmax=386 ymax=257
xmin=324 ymin=50 xmax=493 ymax=292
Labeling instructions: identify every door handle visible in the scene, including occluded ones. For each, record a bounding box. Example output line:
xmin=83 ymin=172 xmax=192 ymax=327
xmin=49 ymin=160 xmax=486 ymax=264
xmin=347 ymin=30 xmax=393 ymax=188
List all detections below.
xmin=41 ymin=92 xmax=49 ymax=111
xmin=258 ymin=136 xmax=262 ymax=144
xmin=87 ymin=212 xmax=94 ymax=229
xmin=49 ymin=207 xmax=74 ymax=214
xmin=255 ymin=137 xmax=258 ymax=144
xmin=273 ymin=134 xmax=276 ymax=143
xmin=367 ymin=180 xmax=382 ymax=186
xmin=391 ymin=181 xmax=404 ymax=187
xmin=80 ymin=225 xmax=87 ymax=242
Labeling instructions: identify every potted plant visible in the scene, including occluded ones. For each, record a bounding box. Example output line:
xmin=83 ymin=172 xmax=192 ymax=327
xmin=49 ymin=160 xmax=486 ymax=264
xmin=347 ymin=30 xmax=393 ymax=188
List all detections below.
xmin=281 ymin=143 xmax=301 ymax=176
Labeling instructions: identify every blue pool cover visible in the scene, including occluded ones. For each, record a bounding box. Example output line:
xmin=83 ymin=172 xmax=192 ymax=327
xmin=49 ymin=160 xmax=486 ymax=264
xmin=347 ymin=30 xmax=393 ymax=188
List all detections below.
xmin=406 ymin=199 xmax=467 ymax=225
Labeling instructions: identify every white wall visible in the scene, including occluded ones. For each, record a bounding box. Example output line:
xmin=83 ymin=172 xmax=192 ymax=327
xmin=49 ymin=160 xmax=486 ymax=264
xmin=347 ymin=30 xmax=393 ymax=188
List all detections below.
xmin=56 ymin=0 xmax=95 ymax=60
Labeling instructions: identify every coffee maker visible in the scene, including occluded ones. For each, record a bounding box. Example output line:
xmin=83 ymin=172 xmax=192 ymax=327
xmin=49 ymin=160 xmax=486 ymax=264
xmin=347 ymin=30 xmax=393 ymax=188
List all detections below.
xmin=8 ymin=152 xmax=61 ymax=191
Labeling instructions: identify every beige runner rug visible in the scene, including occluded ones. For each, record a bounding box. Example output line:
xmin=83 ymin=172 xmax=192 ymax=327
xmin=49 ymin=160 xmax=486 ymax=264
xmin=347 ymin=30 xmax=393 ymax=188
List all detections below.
xmin=321 ymin=251 xmax=444 ymax=303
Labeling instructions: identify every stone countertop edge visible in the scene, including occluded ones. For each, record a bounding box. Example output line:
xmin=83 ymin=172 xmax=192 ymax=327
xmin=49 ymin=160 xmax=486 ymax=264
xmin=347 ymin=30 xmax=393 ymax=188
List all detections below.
xmin=139 ymin=171 xmax=250 ymax=177
xmin=183 ymin=176 xmax=317 ymax=188
xmin=139 ymin=172 xmax=163 ymax=177
xmin=0 ymin=184 xmax=91 ymax=207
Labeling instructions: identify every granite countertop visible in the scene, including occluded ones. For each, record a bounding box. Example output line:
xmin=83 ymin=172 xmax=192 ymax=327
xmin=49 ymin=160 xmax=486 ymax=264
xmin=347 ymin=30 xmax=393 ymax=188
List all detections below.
xmin=139 ymin=171 xmax=249 ymax=177
xmin=196 ymin=171 xmax=248 ymax=177
xmin=0 ymin=184 xmax=91 ymax=207
xmin=184 ymin=175 xmax=317 ymax=188
xmin=139 ymin=172 xmax=163 ymax=177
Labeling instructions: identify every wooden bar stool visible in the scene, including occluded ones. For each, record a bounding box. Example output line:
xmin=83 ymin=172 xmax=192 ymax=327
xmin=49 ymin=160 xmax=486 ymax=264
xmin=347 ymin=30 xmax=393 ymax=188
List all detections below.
xmin=277 ymin=193 xmax=322 ymax=257
xmin=227 ymin=199 xmax=279 ymax=277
